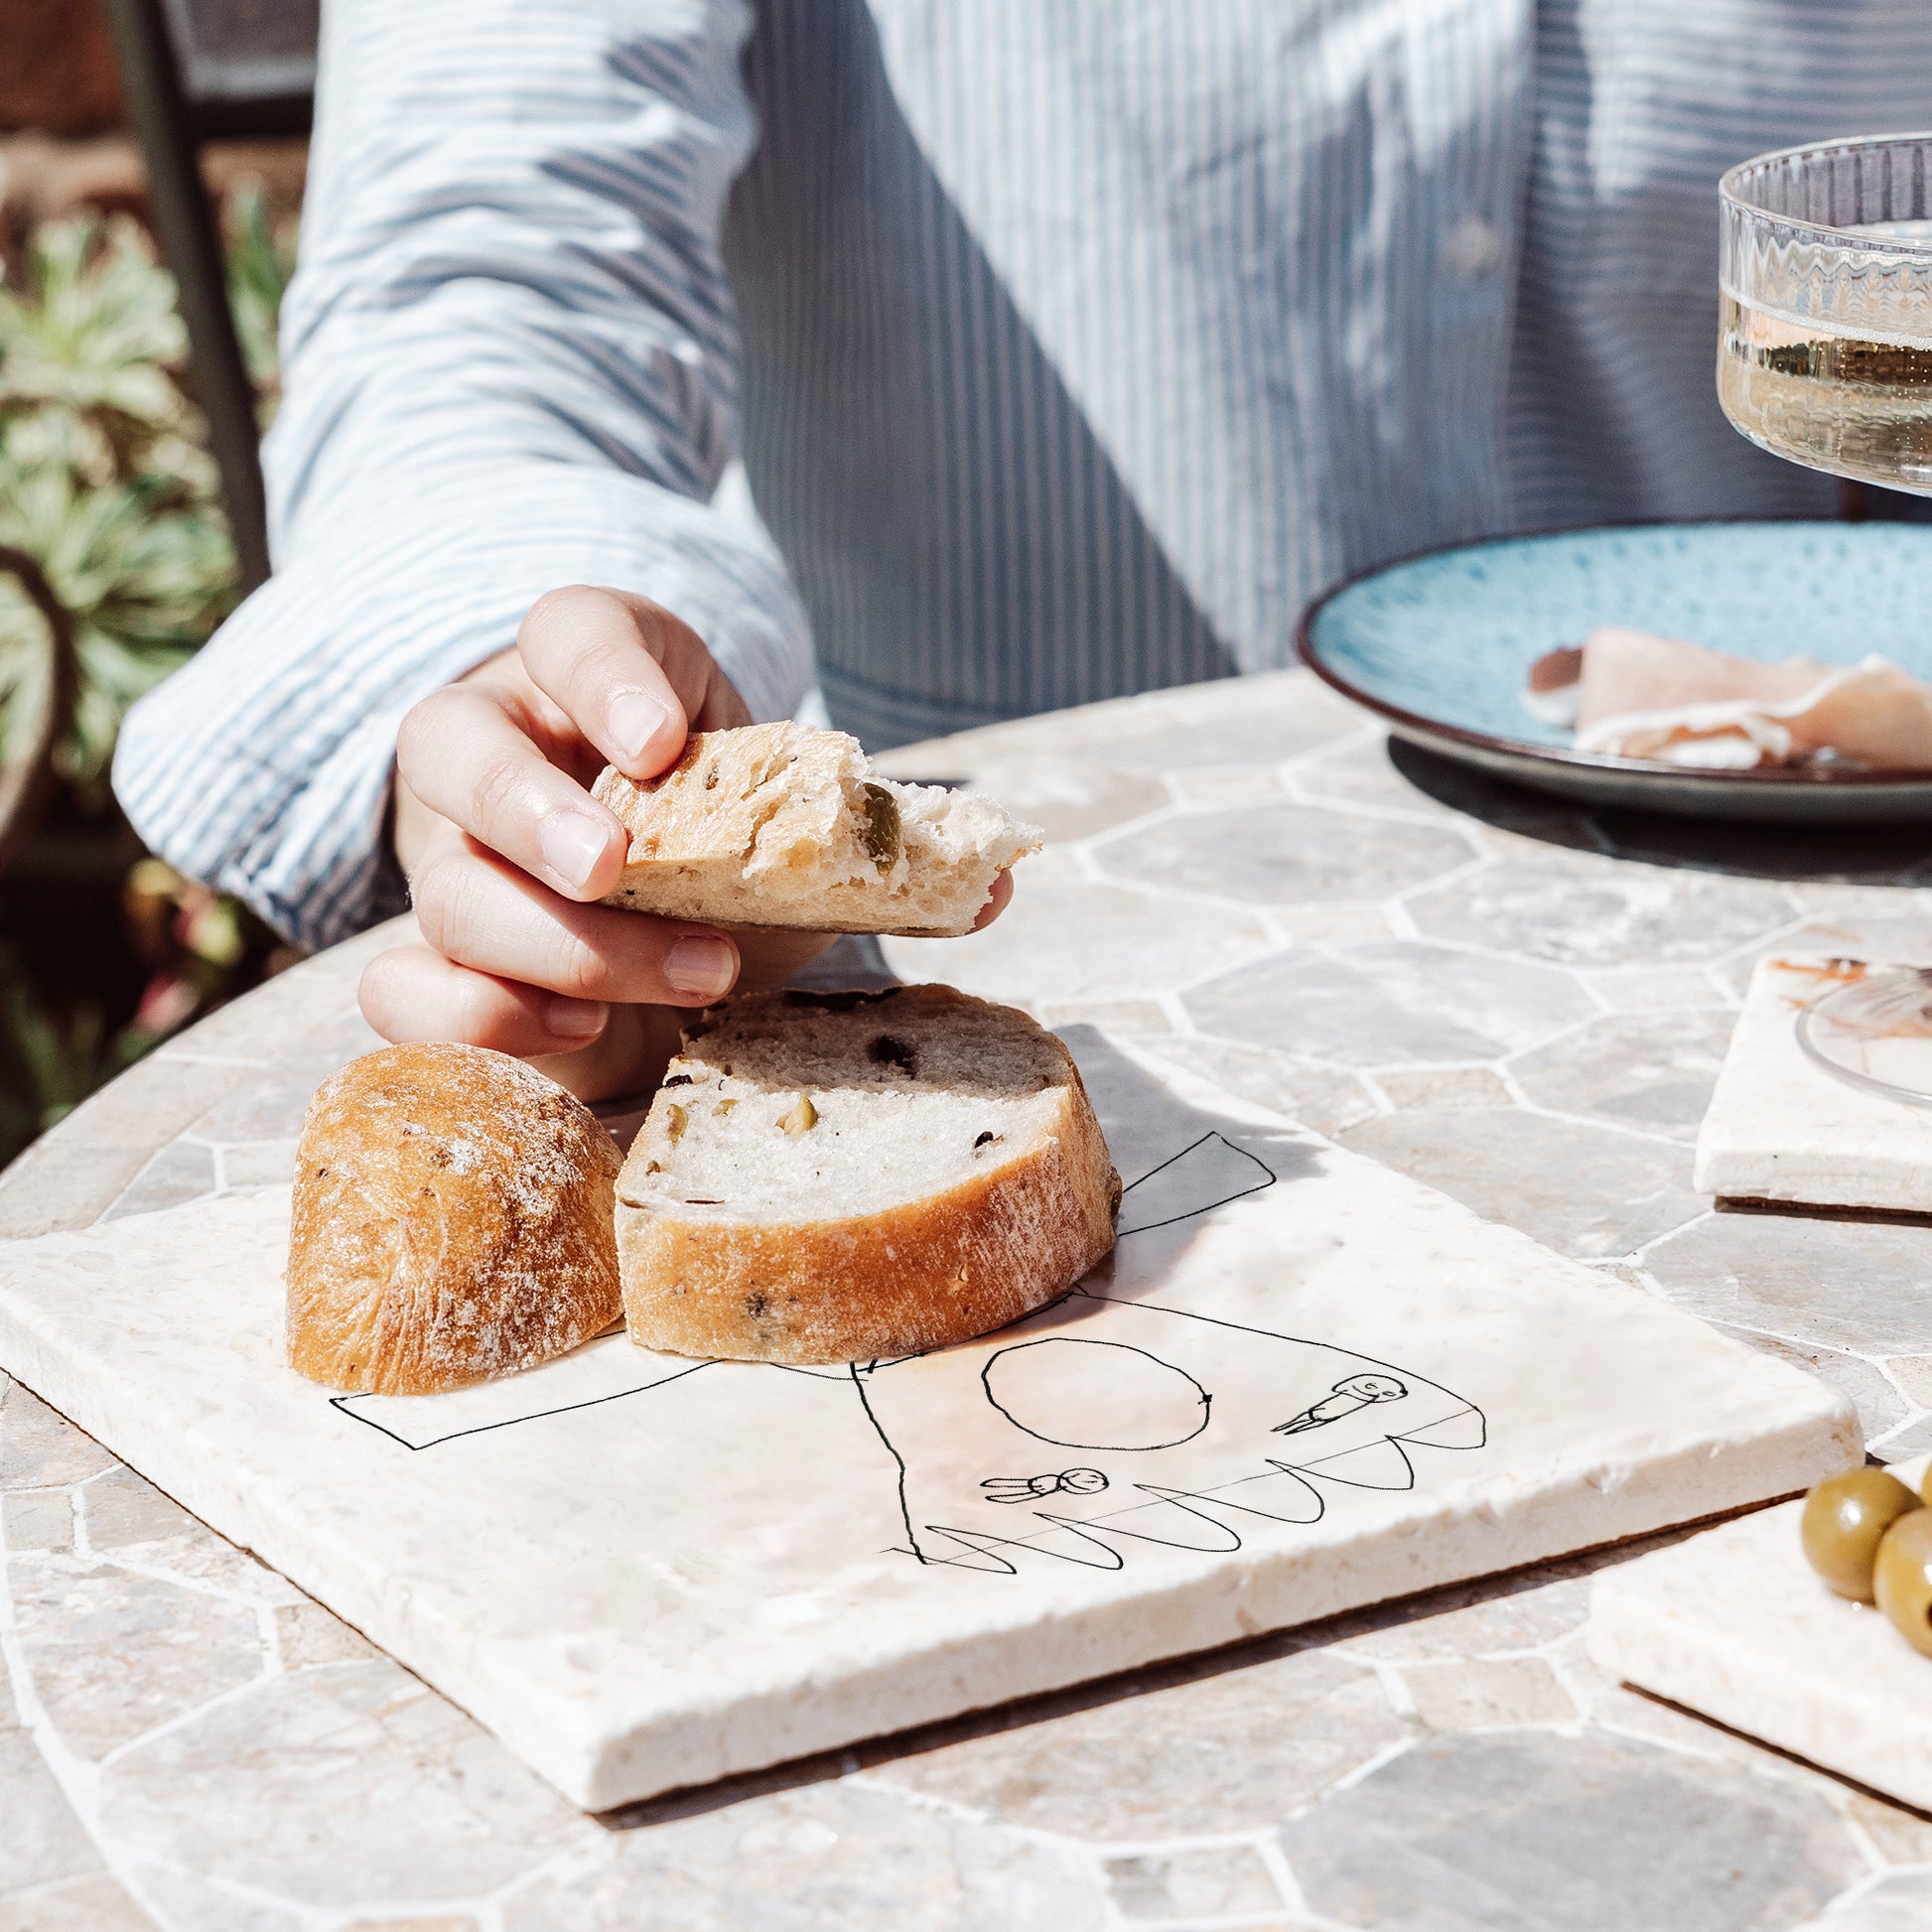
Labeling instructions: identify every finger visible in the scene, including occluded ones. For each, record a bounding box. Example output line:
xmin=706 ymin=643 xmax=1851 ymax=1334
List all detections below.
xmin=395 ymin=683 xmax=628 ymax=900
xmin=411 ymin=838 xmax=741 ymax=1007
xmin=358 ymin=943 xmax=612 ymax=1057
xmin=517 ymin=587 xmax=752 ymax=781
xmin=971 ymin=869 xmax=1016 ymax=931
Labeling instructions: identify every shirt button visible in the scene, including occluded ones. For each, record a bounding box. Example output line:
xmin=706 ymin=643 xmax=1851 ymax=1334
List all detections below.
xmin=1442 ymin=214 xmax=1503 ymax=279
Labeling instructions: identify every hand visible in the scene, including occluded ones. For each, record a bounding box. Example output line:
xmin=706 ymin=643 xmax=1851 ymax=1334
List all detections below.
xmin=360 ymin=586 xmax=824 ymax=1098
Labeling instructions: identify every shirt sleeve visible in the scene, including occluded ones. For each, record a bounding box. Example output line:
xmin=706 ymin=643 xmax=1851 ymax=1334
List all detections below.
xmin=112 ymin=0 xmax=813 ymax=953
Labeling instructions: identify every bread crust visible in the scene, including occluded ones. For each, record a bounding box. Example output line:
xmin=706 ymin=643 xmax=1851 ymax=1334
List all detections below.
xmin=287 ymin=1043 xmax=622 ymax=1394
xmin=616 ymin=990 xmax=1119 ymax=1364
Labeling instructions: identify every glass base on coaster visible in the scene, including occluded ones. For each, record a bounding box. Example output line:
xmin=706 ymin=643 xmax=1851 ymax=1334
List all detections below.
xmin=1796 ymin=966 xmax=1932 ymax=1108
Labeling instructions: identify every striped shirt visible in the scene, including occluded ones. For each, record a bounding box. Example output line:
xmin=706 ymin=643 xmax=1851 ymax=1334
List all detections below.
xmin=113 ymin=0 xmax=1932 ymax=953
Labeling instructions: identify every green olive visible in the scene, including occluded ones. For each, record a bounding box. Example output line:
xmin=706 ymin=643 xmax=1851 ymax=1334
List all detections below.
xmin=1876 ymin=1509 xmax=1932 ymax=1657
xmin=1800 ymin=1467 xmax=1923 ymax=1601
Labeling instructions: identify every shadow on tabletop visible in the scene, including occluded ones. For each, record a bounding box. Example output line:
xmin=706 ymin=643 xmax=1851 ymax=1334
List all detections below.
xmin=1385 ymin=738 xmax=1932 ymax=884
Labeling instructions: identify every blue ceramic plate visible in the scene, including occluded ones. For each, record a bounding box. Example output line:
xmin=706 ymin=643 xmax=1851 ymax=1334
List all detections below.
xmin=1298 ymin=521 xmax=1932 ymax=822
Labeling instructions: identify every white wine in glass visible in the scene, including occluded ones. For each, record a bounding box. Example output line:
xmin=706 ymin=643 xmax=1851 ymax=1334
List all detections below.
xmin=1720 ymin=138 xmax=1932 ymax=494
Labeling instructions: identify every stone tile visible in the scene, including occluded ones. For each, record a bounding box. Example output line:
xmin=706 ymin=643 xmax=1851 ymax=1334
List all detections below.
xmin=3 ymin=1490 xmax=71 ymax=1553
xmin=1086 ymin=678 xmax=1366 ymax=772
xmin=1865 ymin=1412 xmax=1932 ymax=1461
xmin=116 ymin=1860 xmax=302 ymax=1932
xmin=1166 ymin=766 xmax=1290 ymax=805
xmin=1842 ymin=1788 xmax=1932 ymax=1865
xmin=1095 ymin=805 xmax=1475 ymax=907
xmin=1408 ymin=855 xmax=1794 ymax=968
xmin=0 ymin=1875 xmax=156 ymax=1932
xmin=189 ymin=1076 xmax=324 ymax=1148
xmin=872 ymin=1648 xmax=1405 ymax=1839
xmin=1339 ymin=1109 xmax=1700 ymax=1262
xmin=1328 ymin=1574 xmax=1592 ymax=1665
xmin=1579 ymin=968 xmax=1734 ymax=1013
xmin=1711 ymin=1327 xmax=1905 ymax=1449
xmin=1374 ymin=1068 xmax=1514 ymax=1113
xmin=66 ymin=1466 xmax=294 ymax=1606
xmin=77 ymin=1467 xmax=202 ymax=1552
xmin=502 ymin=1777 xmax=1104 ymax=1932
xmin=341 ymin=1918 xmax=479 ymax=1932
xmin=1036 ymin=1002 xmax=1173 ymax=1037
xmin=1265 ymin=902 xmax=1403 ymax=945
xmin=957 ymin=759 xmax=1170 ymax=842
xmin=1103 ymin=1846 xmax=1282 ymax=1920
xmin=99 ymin=1661 xmax=585 ymax=1907
xmin=341 ymin=1920 xmax=479 ymax=1932
xmin=1881 ymin=1356 xmax=1932 ymax=1410
xmin=97 ymin=1141 xmax=218 ymax=1224
xmin=1135 ymin=1038 xmax=1379 ymax=1140
xmin=1509 ymin=1012 xmax=1737 ymax=1142
xmin=1295 ymin=738 xmax=1598 ymax=845
xmin=1400 ymin=1657 xmax=1576 ymax=1731
xmin=214 ymin=1141 xmax=298 ymax=1189
xmin=39 ymin=1056 xmax=250 ymax=1155
xmin=151 ymin=969 xmax=358 ymax=1065
xmin=273 ymin=1599 xmax=377 ymax=1668
xmin=0 ymin=1386 xmax=116 ymax=1491
xmin=1280 ymin=1729 xmax=1860 ymax=1932
xmin=0 ymin=1728 xmax=102 ymax=1890
xmin=1801 ymin=1874 xmax=1932 ymax=1931
xmin=1646 ymin=1213 xmax=1932 ymax=1356
xmin=0 ymin=1143 xmax=154 ymax=1240
xmin=885 ymin=875 xmax=1276 ymax=1007
xmin=0 ymin=1648 xmax=16 ymax=1727
xmin=1185 ymin=942 xmax=1592 ymax=1068
xmin=10 ymin=1555 xmax=265 ymax=1759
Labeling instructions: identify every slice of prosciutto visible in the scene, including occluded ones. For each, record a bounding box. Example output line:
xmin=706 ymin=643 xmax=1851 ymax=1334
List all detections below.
xmin=1520 ymin=627 xmax=1932 ymax=771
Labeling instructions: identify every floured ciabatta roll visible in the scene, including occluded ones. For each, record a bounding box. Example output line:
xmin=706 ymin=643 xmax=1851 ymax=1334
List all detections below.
xmin=287 ymin=1043 xmax=622 ymax=1393
xmin=617 ymin=986 xmax=1120 ymax=1364
xmin=593 ymin=723 xmax=1040 ymax=936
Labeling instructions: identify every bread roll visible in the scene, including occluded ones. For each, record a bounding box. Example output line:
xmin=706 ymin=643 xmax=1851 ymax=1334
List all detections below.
xmin=616 ymin=986 xmax=1120 ymax=1364
xmin=288 ymin=1042 xmax=622 ymax=1393
xmin=593 ymin=722 xmax=1040 ymax=936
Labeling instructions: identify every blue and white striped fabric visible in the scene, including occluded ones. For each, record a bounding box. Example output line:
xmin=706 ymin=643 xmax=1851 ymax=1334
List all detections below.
xmin=113 ymin=0 xmax=1932 ymax=952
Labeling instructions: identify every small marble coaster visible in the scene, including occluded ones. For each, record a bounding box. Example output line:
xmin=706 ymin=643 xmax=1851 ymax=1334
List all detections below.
xmin=0 ymin=1035 xmax=1856 ymax=1811
xmin=1587 ymin=1464 xmax=1932 ymax=1813
xmin=1696 ymin=951 xmax=1932 ymax=1212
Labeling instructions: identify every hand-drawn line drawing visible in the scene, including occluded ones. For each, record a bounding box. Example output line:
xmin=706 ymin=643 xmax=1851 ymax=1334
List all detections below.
xmin=982 ymin=1338 xmax=1212 ymax=1450
xmin=1274 ymin=1373 xmax=1408 ymax=1436
xmin=980 ymin=1468 xmax=1109 ymax=1504
xmin=854 ymin=1291 xmax=1487 ymax=1575
xmin=325 ymin=1109 xmax=1487 ymax=1583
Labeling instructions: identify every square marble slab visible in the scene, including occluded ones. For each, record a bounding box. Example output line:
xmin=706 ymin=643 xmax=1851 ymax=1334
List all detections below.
xmin=0 ymin=1034 xmax=1857 ymax=1810
xmin=1696 ymin=951 xmax=1932 ymax=1212
xmin=1587 ymin=1465 xmax=1932 ymax=1813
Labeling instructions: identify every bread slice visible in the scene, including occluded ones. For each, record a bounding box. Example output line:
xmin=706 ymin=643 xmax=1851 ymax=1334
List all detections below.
xmin=592 ymin=723 xmax=1041 ymax=936
xmin=287 ymin=1043 xmax=622 ymax=1393
xmin=615 ymin=986 xmax=1120 ymax=1364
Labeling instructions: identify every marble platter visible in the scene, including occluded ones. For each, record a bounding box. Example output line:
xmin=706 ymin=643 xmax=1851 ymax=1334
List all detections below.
xmin=1587 ymin=1462 xmax=1932 ymax=1814
xmin=0 ymin=1032 xmax=1859 ymax=1811
xmin=1695 ymin=950 xmax=1932 ymax=1212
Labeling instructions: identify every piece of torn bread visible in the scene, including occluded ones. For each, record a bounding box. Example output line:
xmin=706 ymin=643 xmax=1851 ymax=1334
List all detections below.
xmin=616 ymin=985 xmax=1120 ymax=1364
xmin=593 ymin=723 xmax=1041 ymax=936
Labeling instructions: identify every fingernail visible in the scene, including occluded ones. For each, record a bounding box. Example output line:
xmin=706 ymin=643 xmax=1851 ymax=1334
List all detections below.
xmin=545 ymin=995 xmax=609 ymax=1039
xmin=539 ymin=810 xmax=610 ymax=893
xmin=663 ymin=934 xmax=738 ymax=1000
xmin=609 ymin=690 xmax=673 ymax=765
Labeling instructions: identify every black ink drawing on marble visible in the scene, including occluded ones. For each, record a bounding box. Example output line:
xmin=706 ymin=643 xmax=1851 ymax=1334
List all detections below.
xmin=330 ymin=1123 xmax=1487 ymax=1575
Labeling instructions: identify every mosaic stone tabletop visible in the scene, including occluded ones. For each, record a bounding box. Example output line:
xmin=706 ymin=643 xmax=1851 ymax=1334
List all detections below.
xmin=7 ymin=665 xmax=1932 ymax=1932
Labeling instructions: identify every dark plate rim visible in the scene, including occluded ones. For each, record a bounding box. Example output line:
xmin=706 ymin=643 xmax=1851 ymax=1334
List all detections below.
xmin=1293 ymin=517 xmax=1932 ymax=792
